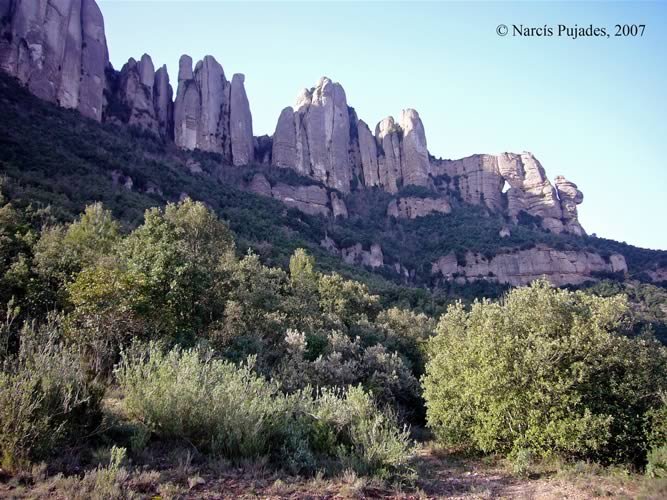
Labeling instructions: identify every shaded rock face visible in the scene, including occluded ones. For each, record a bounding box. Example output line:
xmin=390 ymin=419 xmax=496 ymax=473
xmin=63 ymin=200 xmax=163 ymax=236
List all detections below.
xmin=554 ymin=176 xmax=585 ymax=236
xmin=109 ymin=55 xmax=174 ymax=140
xmin=432 ymin=247 xmax=627 ymax=286
xmin=230 ymin=74 xmax=254 ymax=166
xmin=399 ymin=109 xmax=431 ymax=187
xmin=0 ymin=0 xmax=109 ymax=121
xmin=154 ymin=65 xmax=174 ymax=140
xmin=174 ymin=55 xmax=253 ymax=165
xmin=387 ymin=197 xmax=451 ymax=219
xmin=342 ymin=243 xmax=384 ymax=269
xmin=431 ymin=154 xmax=504 ymax=211
xmin=245 ymin=173 xmax=347 ymax=218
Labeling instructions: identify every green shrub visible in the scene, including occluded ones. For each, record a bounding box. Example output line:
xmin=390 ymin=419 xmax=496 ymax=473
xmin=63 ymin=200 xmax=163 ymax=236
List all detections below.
xmin=116 ymin=344 xmax=414 ymax=478
xmin=116 ymin=343 xmax=290 ymax=459
xmin=647 ymin=446 xmax=667 ymax=478
xmin=0 ymin=322 xmax=103 ymax=470
xmin=313 ymin=386 xmax=414 ymax=479
xmin=422 ymin=280 xmax=667 ymax=464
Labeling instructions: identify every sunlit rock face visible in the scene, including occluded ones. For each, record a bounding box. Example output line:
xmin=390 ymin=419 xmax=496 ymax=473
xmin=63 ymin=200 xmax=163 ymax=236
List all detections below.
xmin=432 ymin=247 xmax=627 ymax=286
xmin=0 ymin=1 xmax=588 ymax=237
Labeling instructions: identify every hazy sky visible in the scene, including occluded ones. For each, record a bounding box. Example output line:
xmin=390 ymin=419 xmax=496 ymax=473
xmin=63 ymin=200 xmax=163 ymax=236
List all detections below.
xmin=99 ymin=1 xmax=667 ymax=250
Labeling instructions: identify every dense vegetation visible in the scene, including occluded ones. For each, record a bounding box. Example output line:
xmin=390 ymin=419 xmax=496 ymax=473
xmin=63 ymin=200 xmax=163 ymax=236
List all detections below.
xmin=1 ymin=71 xmax=666 ymax=493
xmin=0 ymin=195 xmax=665 ymax=488
xmin=423 ymin=282 xmax=667 ymax=467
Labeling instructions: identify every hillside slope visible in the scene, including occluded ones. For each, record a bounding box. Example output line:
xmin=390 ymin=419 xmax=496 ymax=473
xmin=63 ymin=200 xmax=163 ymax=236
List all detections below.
xmin=1 ymin=72 xmax=666 ymax=298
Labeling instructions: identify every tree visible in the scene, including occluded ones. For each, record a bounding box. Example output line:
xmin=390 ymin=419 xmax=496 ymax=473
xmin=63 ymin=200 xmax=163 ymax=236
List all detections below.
xmin=121 ymin=199 xmax=235 ymax=342
xmin=422 ymin=280 xmax=667 ymax=464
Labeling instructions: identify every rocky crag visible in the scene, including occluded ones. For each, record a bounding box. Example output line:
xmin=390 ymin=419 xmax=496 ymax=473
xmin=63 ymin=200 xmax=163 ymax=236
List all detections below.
xmin=1 ymin=0 xmax=627 ymax=286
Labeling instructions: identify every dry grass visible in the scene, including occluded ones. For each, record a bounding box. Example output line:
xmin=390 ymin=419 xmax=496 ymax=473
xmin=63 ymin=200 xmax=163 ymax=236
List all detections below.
xmin=0 ymin=442 xmax=664 ymax=499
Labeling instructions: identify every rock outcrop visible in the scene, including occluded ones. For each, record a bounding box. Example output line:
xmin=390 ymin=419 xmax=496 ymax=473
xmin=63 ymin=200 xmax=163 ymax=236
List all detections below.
xmin=342 ymin=243 xmax=384 ymax=269
xmin=246 ymin=173 xmax=346 ymax=218
xmin=107 ymin=54 xmax=174 ymax=139
xmin=271 ymin=77 xmax=435 ymax=194
xmin=554 ymin=176 xmax=585 ymax=236
xmin=174 ymin=54 xmax=253 ymax=165
xmin=431 ymin=152 xmax=586 ymax=234
xmin=271 ymin=77 xmax=353 ymax=192
xmin=387 ymin=197 xmax=452 ymax=219
xmin=0 ymin=0 xmax=109 ymax=121
xmin=0 ymin=1 xmax=590 ymax=238
xmin=432 ymin=247 xmax=627 ymax=286
xmin=398 ymin=109 xmax=431 ymax=187
xmin=154 ymin=65 xmax=174 ymax=140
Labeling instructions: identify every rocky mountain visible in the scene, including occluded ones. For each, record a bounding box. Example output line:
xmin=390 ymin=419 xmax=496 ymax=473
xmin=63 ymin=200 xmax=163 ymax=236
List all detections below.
xmin=0 ymin=0 xmax=108 ymax=120
xmin=2 ymin=0 xmax=661 ymax=289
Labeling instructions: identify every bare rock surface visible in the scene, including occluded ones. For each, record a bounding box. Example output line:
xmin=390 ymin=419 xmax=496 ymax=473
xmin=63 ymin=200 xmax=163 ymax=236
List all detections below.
xmin=342 ymin=243 xmax=384 ymax=268
xmin=174 ymin=55 xmax=253 ymax=165
xmin=0 ymin=0 xmax=109 ymax=120
xmin=387 ymin=197 xmax=451 ymax=219
xmin=432 ymin=247 xmax=627 ymax=286
xmin=230 ymin=73 xmax=254 ymax=166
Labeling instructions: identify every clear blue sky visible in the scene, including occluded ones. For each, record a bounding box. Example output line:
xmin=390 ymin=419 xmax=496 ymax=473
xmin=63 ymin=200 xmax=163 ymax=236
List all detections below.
xmin=99 ymin=1 xmax=667 ymax=250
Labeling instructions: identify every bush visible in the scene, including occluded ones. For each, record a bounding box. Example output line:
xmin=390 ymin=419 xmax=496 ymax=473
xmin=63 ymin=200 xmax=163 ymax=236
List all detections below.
xmin=0 ymin=321 xmax=103 ymax=470
xmin=422 ymin=280 xmax=667 ymax=464
xmin=311 ymin=386 xmax=415 ymax=479
xmin=116 ymin=343 xmax=290 ymax=459
xmin=116 ymin=344 xmax=414 ymax=478
xmin=647 ymin=446 xmax=667 ymax=478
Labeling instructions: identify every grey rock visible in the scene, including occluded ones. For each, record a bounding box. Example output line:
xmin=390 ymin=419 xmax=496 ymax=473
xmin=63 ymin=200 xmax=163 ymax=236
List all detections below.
xmin=387 ymin=196 xmax=451 ymax=219
xmin=117 ymin=55 xmax=158 ymax=133
xmin=253 ymin=135 xmax=272 ymax=165
xmin=273 ymin=77 xmax=353 ymax=192
xmin=432 ymin=247 xmax=627 ymax=286
xmin=330 ymin=192 xmax=348 ymax=219
xmin=342 ymin=243 xmax=384 ymax=268
xmin=399 ymin=109 xmax=431 ymax=187
xmin=230 ymin=73 xmax=254 ymax=166
xmin=554 ymin=175 xmax=585 ymax=236
xmin=154 ymin=65 xmax=174 ymax=140
xmin=272 ymin=107 xmax=297 ymax=168
xmin=358 ymin=119 xmax=379 ymax=187
xmin=375 ymin=117 xmax=402 ymax=193
xmin=0 ymin=0 xmax=109 ymax=121
xmin=248 ymin=173 xmax=272 ymax=197
xmin=270 ymin=183 xmax=330 ymax=217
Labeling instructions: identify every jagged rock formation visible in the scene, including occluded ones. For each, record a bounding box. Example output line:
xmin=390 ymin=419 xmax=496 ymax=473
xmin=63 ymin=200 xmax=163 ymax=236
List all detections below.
xmin=0 ymin=1 xmax=589 ymax=236
xmin=431 ymin=247 xmax=627 ymax=286
xmin=172 ymin=54 xmax=253 ymax=166
xmin=271 ymin=77 xmax=433 ymax=195
xmin=271 ymin=77 xmax=353 ymax=192
xmin=387 ymin=197 xmax=452 ymax=219
xmin=431 ymin=152 xmax=586 ymax=235
xmin=106 ymin=54 xmax=174 ymax=140
xmin=230 ymin=74 xmax=254 ymax=166
xmin=554 ymin=176 xmax=585 ymax=236
xmin=0 ymin=0 xmax=109 ymax=120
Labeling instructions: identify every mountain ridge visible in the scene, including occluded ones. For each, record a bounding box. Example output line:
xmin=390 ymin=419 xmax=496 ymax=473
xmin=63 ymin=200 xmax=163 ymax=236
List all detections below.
xmin=1 ymin=0 xmax=666 ymax=289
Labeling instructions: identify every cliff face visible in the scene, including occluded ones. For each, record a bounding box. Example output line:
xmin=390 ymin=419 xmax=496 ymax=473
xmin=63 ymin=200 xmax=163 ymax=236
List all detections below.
xmin=0 ymin=1 xmax=588 ymax=238
xmin=432 ymin=247 xmax=628 ymax=287
xmin=0 ymin=0 xmax=108 ymax=120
